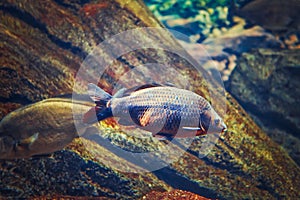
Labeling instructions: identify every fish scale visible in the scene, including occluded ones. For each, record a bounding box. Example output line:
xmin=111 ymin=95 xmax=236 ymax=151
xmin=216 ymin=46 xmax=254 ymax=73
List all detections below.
xmin=84 ymin=84 xmax=227 ymax=139
xmin=111 ymin=87 xmax=210 ymax=136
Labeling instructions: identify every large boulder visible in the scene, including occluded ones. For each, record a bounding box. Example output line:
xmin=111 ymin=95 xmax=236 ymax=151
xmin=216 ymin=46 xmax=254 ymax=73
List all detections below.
xmin=227 ymin=48 xmax=300 ymax=166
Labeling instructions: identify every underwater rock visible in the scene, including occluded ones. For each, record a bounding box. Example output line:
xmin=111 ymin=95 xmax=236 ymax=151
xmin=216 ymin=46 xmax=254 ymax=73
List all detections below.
xmin=0 ymin=141 xmax=171 ymax=199
xmin=142 ymin=189 xmax=211 ymax=200
xmin=179 ymin=17 xmax=281 ymax=81
xmin=227 ymin=48 xmax=300 ymax=166
xmin=201 ymin=17 xmax=281 ymax=56
xmin=0 ymin=0 xmax=300 ymax=199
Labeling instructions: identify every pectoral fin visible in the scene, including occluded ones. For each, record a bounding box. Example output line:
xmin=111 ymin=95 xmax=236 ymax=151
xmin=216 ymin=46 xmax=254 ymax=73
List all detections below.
xmin=182 ymin=127 xmax=206 ymax=136
xmin=20 ymin=133 xmax=39 ymax=145
xmin=17 ymin=132 xmax=39 ymax=150
xmin=182 ymin=127 xmax=202 ymax=131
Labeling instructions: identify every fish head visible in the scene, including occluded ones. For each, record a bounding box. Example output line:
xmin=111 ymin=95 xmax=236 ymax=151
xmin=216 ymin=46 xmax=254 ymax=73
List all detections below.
xmin=0 ymin=135 xmax=15 ymax=159
xmin=0 ymin=131 xmax=42 ymax=159
xmin=200 ymin=108 xmax=227 ymax=134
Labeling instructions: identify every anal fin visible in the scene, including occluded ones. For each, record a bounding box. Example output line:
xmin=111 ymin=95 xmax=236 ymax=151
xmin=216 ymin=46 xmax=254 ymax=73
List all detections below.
xmin=153 ymin=132 xmax=174 ymax=141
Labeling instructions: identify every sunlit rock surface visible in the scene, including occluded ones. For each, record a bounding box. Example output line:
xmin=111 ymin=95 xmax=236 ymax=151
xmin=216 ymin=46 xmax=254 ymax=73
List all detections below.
xmin=142 ymin=189 xmax=211 ymax=200
xmin=227 ymin=48 xmax=300 ymax=166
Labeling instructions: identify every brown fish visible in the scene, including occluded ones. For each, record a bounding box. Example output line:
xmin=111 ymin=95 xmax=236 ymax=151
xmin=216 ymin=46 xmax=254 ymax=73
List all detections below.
xmin=84 ymin=83 xmax=227 ymax=140
xmin=0 ymin=98 xmax=92 ymax=159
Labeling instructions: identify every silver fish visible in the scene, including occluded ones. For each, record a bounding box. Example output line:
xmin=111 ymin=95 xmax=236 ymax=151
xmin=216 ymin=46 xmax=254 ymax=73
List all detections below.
xmin=84 ymin=83 xmax=227 ymax=140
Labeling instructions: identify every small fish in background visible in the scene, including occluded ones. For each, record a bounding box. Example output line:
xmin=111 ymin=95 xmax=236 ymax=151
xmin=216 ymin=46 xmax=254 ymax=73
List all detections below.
xmin=83 ymin=83 xmax=227 ymax=140
xmin=0 ymin=98 xmax=93 ymax=159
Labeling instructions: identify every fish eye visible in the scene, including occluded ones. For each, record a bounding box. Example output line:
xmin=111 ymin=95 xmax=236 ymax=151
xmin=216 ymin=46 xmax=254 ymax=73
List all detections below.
xmin=214 ymin=119 xmax=220 ymax=125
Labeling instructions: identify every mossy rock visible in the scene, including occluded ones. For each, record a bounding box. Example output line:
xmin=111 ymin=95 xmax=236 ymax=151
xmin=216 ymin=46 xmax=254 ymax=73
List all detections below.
xmin=227 ymin=48 xmax=300 ymax=166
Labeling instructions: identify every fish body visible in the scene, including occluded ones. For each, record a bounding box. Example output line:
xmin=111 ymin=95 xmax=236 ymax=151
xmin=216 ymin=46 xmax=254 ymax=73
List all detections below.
xmin=84 ymin=83 xmax=227 ymax=139
xmin=0 ymin=98 xmax=93 ymax=159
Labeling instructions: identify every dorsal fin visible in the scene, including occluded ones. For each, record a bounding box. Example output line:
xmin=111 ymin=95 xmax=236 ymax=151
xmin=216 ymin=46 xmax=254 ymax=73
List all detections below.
xmin=115 ymin=82 xmax=177 ymax=97
xmin=121 ymin=82 xmax=173 ymax=97
xmin=132 ymin=83 xmax=163 ymax=91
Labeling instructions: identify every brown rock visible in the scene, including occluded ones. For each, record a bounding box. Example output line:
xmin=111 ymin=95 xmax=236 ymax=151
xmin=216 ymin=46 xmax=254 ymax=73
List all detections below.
xmin=142 ymin=189 xmax=210 ymax=200
xmin=227 ymin=48 xmax=300 ymax=166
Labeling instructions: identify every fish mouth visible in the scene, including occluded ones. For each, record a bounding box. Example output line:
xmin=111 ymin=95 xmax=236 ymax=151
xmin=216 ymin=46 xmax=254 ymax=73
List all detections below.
xmin=221 ymin=122 xmax=227 ymax=133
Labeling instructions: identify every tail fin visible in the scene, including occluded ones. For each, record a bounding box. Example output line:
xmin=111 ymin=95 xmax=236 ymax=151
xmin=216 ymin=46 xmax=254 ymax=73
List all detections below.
xmin=87 ymin=83 xmax=112 ymax=103
xmin=83 ymin=106 xmax=112 ymax=124
xmin=83 ymin=83 xmax=113 ymax=124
